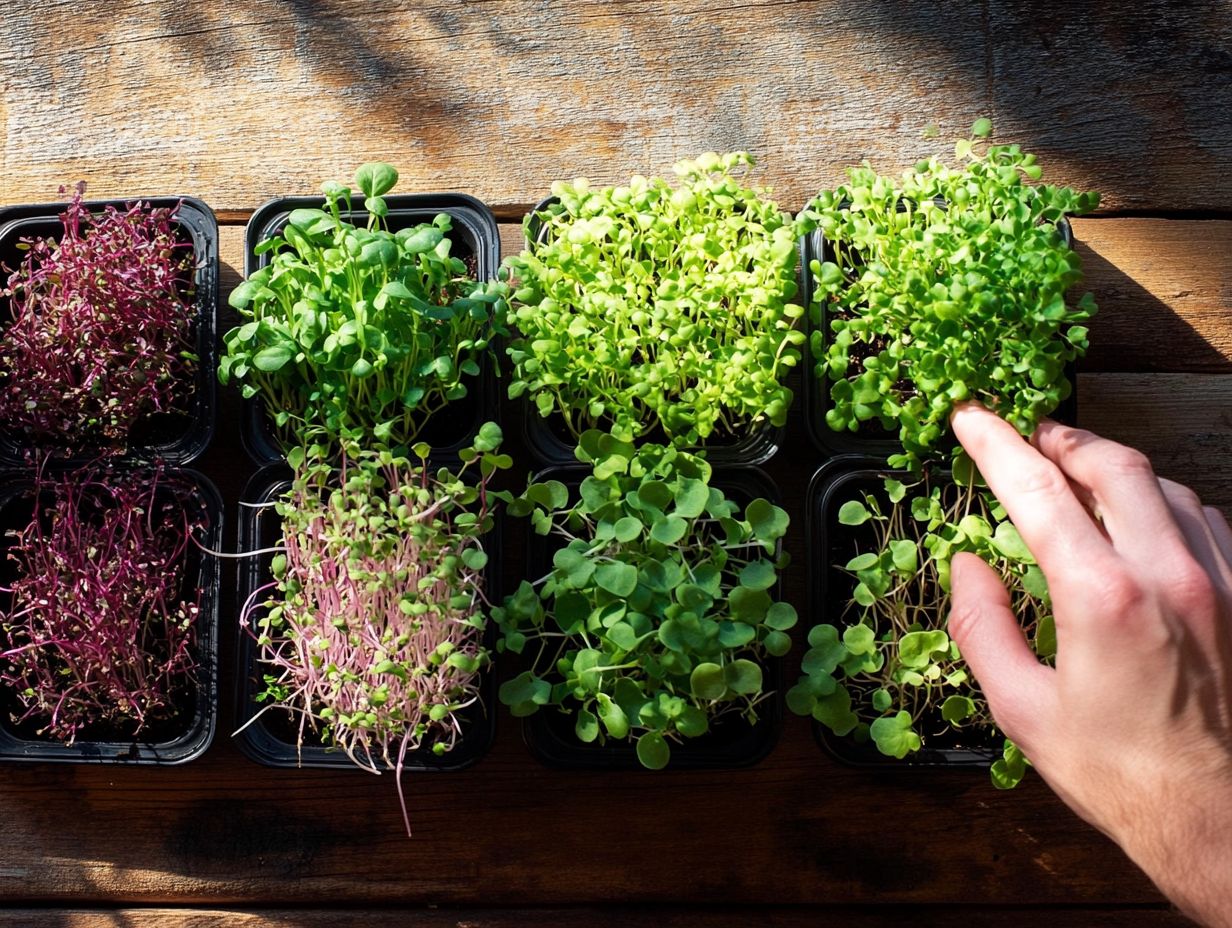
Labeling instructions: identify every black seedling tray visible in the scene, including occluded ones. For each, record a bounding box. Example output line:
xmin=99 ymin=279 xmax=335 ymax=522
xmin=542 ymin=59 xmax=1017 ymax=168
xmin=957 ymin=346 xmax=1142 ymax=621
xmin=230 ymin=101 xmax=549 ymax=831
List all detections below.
xmin=239 ymin=193 xmax=502 ymax=467
xmin=800 ymin=216 xmax=1078 ymax=457
xmin=805 ymin=457 xmax=1004 ymax=769
xmin=0 ymin=197 xmax=219 ymax=467
xmin=0 ymin=467 xmax=222 ymax=764
xmin=518 ymin=462 xmax=786 ymax=770
xmin=232 ymin=461 xmax=498 ymax=771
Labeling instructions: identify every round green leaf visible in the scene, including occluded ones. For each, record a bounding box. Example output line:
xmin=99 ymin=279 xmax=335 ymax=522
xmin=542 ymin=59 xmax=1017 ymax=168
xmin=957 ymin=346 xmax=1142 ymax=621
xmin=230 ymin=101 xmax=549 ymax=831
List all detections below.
xmin=724 ymin=659 xmax=763 ymax=695
xmin=739 ymin=559 xmax=776 ymax=591
xmin=838 ymin=500 xmax=871 ymax=525
xmin=595 ymin=561 xmax=638 ymax=597
xmin=870 ymin=710 xmax=922 ymax=759
xmin=650 ymin=516 xmax=688 ymax=545
xmin=746 ymin=498 xmax=788 ymax=542
xmin=355 ymin=161 xmax=398 ymax=198
xmin=690 ymin=662 xmax=726 ymax=700
xmin=636 ymin=731 xmax=670 ymax=770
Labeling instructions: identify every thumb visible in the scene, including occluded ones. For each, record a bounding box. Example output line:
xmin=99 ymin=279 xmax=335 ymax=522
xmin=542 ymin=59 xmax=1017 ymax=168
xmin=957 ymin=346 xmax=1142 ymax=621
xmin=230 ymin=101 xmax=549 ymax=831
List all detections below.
xmin=949 ymin=552 xmax=1053 ymax=751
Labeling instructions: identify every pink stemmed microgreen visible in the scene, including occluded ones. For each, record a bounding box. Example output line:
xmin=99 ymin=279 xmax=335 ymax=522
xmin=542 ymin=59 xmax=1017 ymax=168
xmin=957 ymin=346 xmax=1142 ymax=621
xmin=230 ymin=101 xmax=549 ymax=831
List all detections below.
xmin=242 ymin=424 xmax=509 ymax=834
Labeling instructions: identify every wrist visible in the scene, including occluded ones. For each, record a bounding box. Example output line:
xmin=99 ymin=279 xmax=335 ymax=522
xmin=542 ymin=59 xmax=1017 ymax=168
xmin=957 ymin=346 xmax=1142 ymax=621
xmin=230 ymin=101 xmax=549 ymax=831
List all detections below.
xmin=1115 ymin=761 xmax=1232 ymax=927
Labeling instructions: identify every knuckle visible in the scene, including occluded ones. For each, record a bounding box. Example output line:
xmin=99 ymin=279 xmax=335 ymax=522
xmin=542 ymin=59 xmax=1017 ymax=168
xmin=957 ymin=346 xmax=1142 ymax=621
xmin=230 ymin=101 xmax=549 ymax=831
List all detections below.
xmin=1102 ymin=445 xmax=1155 ymax=480
xmin=1006 ymin=460 xmax=1070 ymax=501
xmin=1165 ymin=556 xmax=1217 ymax=618
xmin=1084 ymin=568 xmax=1146 ymax=618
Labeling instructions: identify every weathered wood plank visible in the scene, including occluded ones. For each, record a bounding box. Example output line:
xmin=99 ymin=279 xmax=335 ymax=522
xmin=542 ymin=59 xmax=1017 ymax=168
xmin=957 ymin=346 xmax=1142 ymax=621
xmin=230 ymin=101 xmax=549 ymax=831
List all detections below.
xmin=1 ymin=1 xmax=1227 ymax=213
xmin=0 ymin=905 xmax=1192 ymax=927
xmin=0 ymin=732 xmax=1166 ymax=905
xmin=1074 ymin=219 xmax=1232 ymax=374
xmin=989 ymin=0 xmax=1232 ymax=216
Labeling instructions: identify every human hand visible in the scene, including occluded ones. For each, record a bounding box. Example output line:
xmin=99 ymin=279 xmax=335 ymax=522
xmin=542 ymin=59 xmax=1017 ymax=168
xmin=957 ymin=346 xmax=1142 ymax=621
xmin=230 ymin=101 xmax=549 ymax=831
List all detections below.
xmin=948 ymin=403 xmax=1232 ymax=927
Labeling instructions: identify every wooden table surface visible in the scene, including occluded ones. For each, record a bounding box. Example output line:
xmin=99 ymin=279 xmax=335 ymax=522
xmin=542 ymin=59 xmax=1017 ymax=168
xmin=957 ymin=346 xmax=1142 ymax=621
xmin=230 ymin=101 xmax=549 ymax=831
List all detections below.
xmin=1 ymin=3 xmax=1229 ymax=925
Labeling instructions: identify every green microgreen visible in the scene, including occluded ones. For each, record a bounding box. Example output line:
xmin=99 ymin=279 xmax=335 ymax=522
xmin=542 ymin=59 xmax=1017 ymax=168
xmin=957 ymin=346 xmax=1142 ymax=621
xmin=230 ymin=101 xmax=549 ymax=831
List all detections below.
xmin=493 ymin=431 xmax=796 ymax=769
xmin=788 ymin=470 xmax=1052 ymax=787
xmin=805 ymin=122 xmax=1099 ymax=473
xmin=219 ymin=163 xmax=508 ymax=455
xmin=504 ymin=152 xmax=806 ymax=446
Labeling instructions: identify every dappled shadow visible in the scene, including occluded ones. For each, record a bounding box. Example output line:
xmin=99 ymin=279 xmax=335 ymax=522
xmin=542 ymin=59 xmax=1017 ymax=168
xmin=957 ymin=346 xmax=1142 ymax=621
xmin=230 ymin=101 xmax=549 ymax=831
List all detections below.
xmin=834 ymin=0 xmax=1232 ymax=212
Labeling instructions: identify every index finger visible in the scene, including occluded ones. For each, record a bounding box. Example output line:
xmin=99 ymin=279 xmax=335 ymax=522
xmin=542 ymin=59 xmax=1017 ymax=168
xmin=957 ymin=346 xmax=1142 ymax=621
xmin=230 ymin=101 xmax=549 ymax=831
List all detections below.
xmin=950 ymin=403 xmax=1113 ymax=575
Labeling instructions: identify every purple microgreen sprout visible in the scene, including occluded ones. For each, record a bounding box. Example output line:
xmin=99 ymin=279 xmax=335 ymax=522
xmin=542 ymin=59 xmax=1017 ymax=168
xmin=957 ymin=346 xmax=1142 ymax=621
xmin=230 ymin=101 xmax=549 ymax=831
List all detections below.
xmin=0 ymin=182 xmax=197 ymax=455
xmin=0 ymin=466 xmax=205 ymax=743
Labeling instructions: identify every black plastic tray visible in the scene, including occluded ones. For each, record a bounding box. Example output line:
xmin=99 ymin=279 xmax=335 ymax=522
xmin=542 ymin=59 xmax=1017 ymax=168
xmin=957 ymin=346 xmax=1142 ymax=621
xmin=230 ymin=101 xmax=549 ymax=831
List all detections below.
xmin=0 ymin=197 xmax=219 ymax=467
xmin=0 ymin=467 xmax=222 ymax=764
xmin=232 ymin=462 xmax=498 ymax=771
xmin=518 ymin=462 xmax=785 ymax=769
xmin=800 ymin=216 xmax=1078 ymax=457
xmin=516 ymin=195 xmax=785 ymax=467
xmin=238 ymin=193 xmax=502 ymax=466
xmin=805 ymin=456 xmax=1004 ymax=769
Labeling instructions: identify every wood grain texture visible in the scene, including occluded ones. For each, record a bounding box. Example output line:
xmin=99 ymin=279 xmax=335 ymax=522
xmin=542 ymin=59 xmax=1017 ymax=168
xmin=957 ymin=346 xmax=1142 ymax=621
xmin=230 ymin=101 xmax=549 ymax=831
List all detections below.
xmin=1 ymin=1 xmax=1228 ymax=213
xmin=0 ymin=906 xmax=1193 ymax=927
xmin=1073 ymin=219 xmax=1232 ymax=373
xmin=0 ymin=731 xmax=1166 ymax=905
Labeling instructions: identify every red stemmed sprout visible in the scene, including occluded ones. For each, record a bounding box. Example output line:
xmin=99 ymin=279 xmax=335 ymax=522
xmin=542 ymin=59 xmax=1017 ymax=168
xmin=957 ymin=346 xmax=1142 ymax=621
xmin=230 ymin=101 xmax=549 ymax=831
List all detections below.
xmin=0 ymin=182 xmax=197 ymax=454
xmin=0 ymin=466 xmax=205 ymax=743
xmin=243 ymin=425 xmax=508 ymax=834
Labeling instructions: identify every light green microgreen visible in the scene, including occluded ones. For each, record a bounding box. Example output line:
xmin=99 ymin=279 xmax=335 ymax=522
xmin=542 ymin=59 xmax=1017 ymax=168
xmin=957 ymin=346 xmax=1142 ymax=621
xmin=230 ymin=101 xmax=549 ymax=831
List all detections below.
xmin=805 ymin=123 xmax=1100 ymax=473
xmin=504 ymin=153 xmax=806 ymax=446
